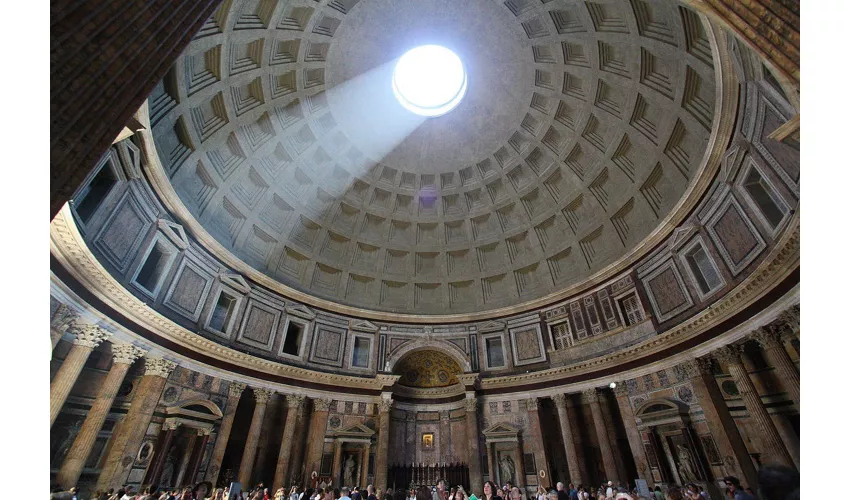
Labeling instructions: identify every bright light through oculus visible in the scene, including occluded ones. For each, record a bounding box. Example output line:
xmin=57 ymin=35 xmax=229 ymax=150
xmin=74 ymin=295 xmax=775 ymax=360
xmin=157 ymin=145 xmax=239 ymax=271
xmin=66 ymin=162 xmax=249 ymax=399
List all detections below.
xmin=392 ymin=45 xmax=467 ymax=117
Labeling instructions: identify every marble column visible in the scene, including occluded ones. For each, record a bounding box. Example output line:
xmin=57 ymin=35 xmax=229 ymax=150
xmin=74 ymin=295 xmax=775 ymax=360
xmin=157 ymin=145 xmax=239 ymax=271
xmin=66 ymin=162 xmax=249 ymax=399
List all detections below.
xmin=714 ymin=346 xmax=794 ymax=468
xmin=305 ymin=398 xmax=332 ymax=478
xmin=752 ymin=327 xmax=800 ymax=408
xmin=440 ymin=411 xmax=452 ymax=463
xmin=95 ymin=357 xmax=177 ymax=491
xmin=175 ymin=431 xmax=199 ymax=487
xmin=50 ymin=304 xmax=77 ymax=350
xmin=332 ymin=440 xmax=344 ymax=486
xmin=600 ymin=392 xmax=629 ymax=485
xmin=583 ymin=389 xmax=618 ymax=482
xmin=56 ymin=342 xmax=146 ymax=488
xmin=524 ymin=398 xmax=550 ymax=483
xmin=51 ymin=321 xmax=111 ymax=426
xmin=680 ymin=358 xmax=758 ymax=488
xmin=239 ymin=388 xmax=275 ymax=487
xmin=612 ymin=384 xmax=651 ymax=486
xmin=147 ymin=421 xmax=181 ymax=486
xmin=552 ymin=394 xmax=583 ymax=486
xmin=206 ymin=382 xmax=247 ymax=485
xmin=288 ymin=401 xmax=309 ymax=486
xmin=464 ymin=397 xmax=483 ymax=493
xmin=274 ymin=395 xmax=306 ymax=488
xmin=359 ymin=446 xmax=370 ymax=487
xmin=374 ymin=397 xmax=393 ymax=491
xmin=188 ymin=428 xmax=212 ymax=484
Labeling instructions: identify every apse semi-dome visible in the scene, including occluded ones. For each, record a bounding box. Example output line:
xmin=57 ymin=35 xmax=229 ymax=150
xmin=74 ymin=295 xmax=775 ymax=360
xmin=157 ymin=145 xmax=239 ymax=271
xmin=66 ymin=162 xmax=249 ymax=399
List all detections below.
xmin=149 ymin=0 xmax=720 ymax=315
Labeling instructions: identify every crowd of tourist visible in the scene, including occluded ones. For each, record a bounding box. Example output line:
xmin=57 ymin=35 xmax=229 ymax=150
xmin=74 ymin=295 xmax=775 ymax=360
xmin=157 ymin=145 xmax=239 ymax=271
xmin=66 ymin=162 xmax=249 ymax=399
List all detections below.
xmin=51 ymin=465 xmax=798 ymax=500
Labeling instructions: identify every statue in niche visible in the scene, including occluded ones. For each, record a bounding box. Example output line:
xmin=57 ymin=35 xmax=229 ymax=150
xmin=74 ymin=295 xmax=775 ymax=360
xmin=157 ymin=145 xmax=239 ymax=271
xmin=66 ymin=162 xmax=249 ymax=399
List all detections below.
xmin=161 ymin=443 xmax=179 ymax=486
xmin=499 ymin=454 xmax=516 ymax=485
xmin=675 ymin=445 xmax=698 ymax=483
xmin=343 ymin=454 xmax=356 ymax=487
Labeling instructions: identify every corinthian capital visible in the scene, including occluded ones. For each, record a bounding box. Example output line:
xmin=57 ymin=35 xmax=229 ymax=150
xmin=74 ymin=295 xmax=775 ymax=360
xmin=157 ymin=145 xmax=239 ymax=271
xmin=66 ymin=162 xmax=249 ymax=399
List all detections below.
xmin=286 ymin=394 xmax=306 ymax=409
xmin=463 ymin=397 xmax=478 ymax=412
xmin=581 ymin=388 xmax=599 ymax=404
xmin=67 ymin=320 xmax=111 ymax=348
xmin=228 ymin=382 xmax=247 ymax=399
xmin=253 ymin=388 xmax=275 ymax=404
xmin=313 ymin=398 xmax=332 ymax=412
xmin=51 ymin=304 xmax=77 ymax=330
xmin=111 ymin=343 xmax=147 ymax=365
xmin=525 ymin=398 xmax=539 ymax=411
xmin=712 ymin=344 xmax=744 ymax=365
xmin=749 ymin=327 xmax=782 ymax=349
xmin=551 ymin=393 xmax=567 ymax=408
xmin=779 ymin=304 xmax=800 ymax=332
xmin=378 ymin=397 xmax=394 ymax=413
xmin=144 ymin=357 xmax=178 ymax=378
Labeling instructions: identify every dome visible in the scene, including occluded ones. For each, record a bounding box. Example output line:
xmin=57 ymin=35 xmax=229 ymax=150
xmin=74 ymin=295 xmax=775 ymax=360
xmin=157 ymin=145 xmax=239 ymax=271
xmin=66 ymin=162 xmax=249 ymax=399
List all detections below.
xmin=149 ymin=0 xmax=720 ymax=317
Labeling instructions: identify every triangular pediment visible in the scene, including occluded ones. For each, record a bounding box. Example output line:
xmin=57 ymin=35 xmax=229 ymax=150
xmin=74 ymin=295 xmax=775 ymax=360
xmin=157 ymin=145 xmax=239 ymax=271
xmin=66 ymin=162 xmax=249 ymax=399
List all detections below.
xmin=668 ymin=225 xmax=698 ymax=251
xmin=220 ymin=272 xmax=251 ymax=294
xmin=157 ymin=219 xmax=189 ymax=249
xmin=350 ymin=319 xmax=378 ymax=333
xmin=286 ymin=304 xmax=316 ymax=320
xmin=478 ymin=320 xmax=505 ymax=333
xmin=482 ymin=422 xmax=521 ymax=437
xmin=334 ymin=422 xmax=375 ymax=438
xmin=720 ymin=144 xmax=746 ymax=184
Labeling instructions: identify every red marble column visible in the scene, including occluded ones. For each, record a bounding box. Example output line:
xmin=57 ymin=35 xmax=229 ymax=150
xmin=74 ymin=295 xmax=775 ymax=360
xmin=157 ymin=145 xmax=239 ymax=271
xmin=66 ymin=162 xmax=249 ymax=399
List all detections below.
xmin=612 ymin=384 xmax=651 ymax=486
xmin=582 ymin=389 xmax=617 ymax=482
xmin=305 ymin=398 xmax=332 ymax=480
xmin=524 ymin=398 xmax=550 ymax=484
xmin=464 ymin=397 xmax=483 ymax=493
xmin=374 ymin=398 xmax=393 ymax=491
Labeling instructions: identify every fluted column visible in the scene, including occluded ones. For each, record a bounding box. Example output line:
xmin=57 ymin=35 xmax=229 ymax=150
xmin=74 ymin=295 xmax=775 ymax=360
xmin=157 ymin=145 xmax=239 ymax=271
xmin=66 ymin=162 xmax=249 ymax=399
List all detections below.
xmin=51 ymin=321 xmax=111 ymax=426
xmin=680 ymin=358 xmax=758 ymax=487
xmin=56 ymin=342 xmax=146 ymax=488
xmin=612 ymin=384 xmax=651 ymax=486
xmin=583 ymin=389 xmax=617 ymax=482
xmin=374 ymin=397 xmax=393 ymax=491
xmin=50 ymin=305 xmax=77 ymax=350
xmin=752 ymin=327 xmax=800 ymax=408
xmin=515 ymin=437 xmax=527 ymax=489
xmin=275 ymin=395 xmax=306 ymax=488
xmin=485 ymin=442 xmax=495 ymax=483
xmin=524 ymin=398 xmax=550 ymax=483
xmin=464 ymin=396 xmax=483 ymax=492
xmin=552 ymin=394 xmax=582 ymax=485
xmin=95 ymin=357 xmax=177 ymax=491
xmin=306 ymin=398 xmax=332 ymax=478
xmin=714 ymin=346 xmax=794 ymax=468
xmin=206 ymin=382 xmax=247 ymax=485
xmin=239 ymin=388 xmax=275 ymax=486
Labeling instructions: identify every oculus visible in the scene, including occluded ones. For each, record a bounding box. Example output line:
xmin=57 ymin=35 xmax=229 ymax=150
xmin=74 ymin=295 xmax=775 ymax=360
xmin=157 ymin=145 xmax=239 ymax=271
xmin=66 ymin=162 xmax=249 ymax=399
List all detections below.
xmin=392 ymin=45 xmax=467 ymax=117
